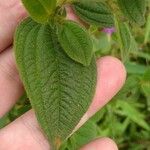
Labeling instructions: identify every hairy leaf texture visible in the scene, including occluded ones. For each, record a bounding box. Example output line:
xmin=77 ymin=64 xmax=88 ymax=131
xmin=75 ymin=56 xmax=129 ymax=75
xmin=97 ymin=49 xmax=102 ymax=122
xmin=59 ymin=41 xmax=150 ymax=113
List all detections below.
xmin=57 ymin=20 xmax=93 ymax=66
xmin=14 ymin=18 xmax=97 ymax=150
xmin=21 ymin=0 xmax=56 ymax=23
xmin=115 ymin=18 xmax=137 ymax=61
xmin=117 ymin=0 xmax=146 ymax=26
xmin=73 ymin=1 xmax=114 ymax=27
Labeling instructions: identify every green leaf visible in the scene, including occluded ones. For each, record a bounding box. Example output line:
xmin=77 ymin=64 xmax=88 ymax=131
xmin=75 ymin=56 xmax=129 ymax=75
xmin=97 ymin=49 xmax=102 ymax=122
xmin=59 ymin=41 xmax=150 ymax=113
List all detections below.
xmin=115 ymin=75 xmax=140 ymax=100
xmin=69 ymin=120 xmax=97 ymax=149
xmin=73 ymin=1 xmax=114 ymax=27
xmin=117 ymin=0 xmax=146 ymax=26
xmin=117 ymin=101 xmax=150 ymax=131
xmin=92 ymin=33 xmax=112 ymax=56
xmin=141 ymin=68 xmax=150 ymax=110
xmin=14 ymin=18 xmax=97 ymax=150
xmin=144 ymin=14 xmax=150 ymax=44
xmin=21 ymin=0 xmax=56 ymax=23
xmin=60 ymin=120 xmax=97 ymax=150
xmin=0 ymin=114 xmax=10 ymax=129
xmin=57 ymin=20 xmax=93 ymax=66
xmin=125 ymin=62 xmax=147 ymax=75
xmin=115 ymin=18 xmax=137 ymax=61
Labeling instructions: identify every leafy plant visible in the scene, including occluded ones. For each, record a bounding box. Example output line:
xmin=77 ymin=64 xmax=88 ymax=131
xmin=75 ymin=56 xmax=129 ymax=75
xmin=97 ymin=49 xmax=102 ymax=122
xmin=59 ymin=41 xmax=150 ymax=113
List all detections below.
xmin=9 ymin=0 xmax=150 ymax=149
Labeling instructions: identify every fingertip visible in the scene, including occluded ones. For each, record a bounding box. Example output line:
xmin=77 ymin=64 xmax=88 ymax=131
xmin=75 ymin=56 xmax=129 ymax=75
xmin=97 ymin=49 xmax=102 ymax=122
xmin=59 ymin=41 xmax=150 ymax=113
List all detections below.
xmin=97 ymin=56 xmax=127 ymax=86
xmin=100 ymin=138 xmax=118 ymax=150
xmin=81 ymin=137 xmax=118 ymax=150
xmin=0 ymin=0 xmax=27 ymax=51
xmin=73 ymin=56 xmax=126 ymax=132
xmin=87 ymin=56 xmax=126 ymax=116
xmin=0 ymin=48 xmax=24 ymax=118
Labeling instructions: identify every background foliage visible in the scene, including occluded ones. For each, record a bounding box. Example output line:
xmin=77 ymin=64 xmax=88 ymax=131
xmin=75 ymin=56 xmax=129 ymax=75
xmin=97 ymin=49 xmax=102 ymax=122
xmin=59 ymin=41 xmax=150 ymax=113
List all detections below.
xmin=0 ymin=0 xmax=150 ymax=150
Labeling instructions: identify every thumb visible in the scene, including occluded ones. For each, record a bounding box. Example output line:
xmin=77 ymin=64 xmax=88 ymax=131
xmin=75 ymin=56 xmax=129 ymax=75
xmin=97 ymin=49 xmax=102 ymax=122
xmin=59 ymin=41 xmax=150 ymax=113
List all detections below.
xmin=81 ymin=137 xmax=118 ymax=150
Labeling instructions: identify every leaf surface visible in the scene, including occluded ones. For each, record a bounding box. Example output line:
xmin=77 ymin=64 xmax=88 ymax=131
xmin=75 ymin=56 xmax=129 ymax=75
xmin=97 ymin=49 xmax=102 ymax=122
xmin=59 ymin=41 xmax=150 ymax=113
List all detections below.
xmin=21 ymin=0 xmax=56 ymax=23
xmin=57 ymin=20 xmax=93 ymax=66
xmin=73 ymin=1 xmax=114 ymax=27
xmin=115 ymin=18 xmax=137 ymax=61
xmin=14 ymin=18 xmax=97 ymax=149
xmin=117 ymin=101 xmax=150 ymax=131
xmin=117 ymin=0 xmax=146 ymax=26
xmin=144 ymin=14 xmax=150 ymax=43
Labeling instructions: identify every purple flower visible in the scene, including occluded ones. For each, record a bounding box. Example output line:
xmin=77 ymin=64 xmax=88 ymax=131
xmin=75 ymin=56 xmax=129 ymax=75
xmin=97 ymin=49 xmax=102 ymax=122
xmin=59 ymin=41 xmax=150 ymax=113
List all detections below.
xmin=102 ymin=27 xmax=116 ymax=35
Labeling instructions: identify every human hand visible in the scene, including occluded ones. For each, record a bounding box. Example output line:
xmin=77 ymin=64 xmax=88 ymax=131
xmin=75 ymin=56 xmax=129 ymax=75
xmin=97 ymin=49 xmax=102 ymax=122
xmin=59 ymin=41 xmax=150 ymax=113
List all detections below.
xmin=0 ymin=0 xmax=126 ymax=149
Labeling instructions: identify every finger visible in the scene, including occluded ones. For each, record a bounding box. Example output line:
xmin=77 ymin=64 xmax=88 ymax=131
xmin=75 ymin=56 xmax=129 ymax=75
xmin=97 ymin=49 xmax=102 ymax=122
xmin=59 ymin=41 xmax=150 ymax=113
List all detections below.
xmin=0 ymin=56 xmax=126 ymax=149
xmin=0 ymin=113 xmax=119 ymax=150
xmin=0 ymin=48 xmax=24 ymax=118
xmin=74 ymin=56 xmax=126 ymax=131
xmin=0 ymin=0 xmax=27 ymax=51
xmin=0 ymin=110 xmax=50 ymax=150
xmin=81 ymin=137 xmax=118 ymax=150
xmin=90 ymin=56 xmax=126 ymax=116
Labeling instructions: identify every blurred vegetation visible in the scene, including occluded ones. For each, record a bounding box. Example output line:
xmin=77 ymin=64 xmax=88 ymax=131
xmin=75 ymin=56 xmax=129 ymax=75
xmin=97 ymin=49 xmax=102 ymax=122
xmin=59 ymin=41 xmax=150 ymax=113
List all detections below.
xmin=0 ymin=2 xmax=150 ymax=150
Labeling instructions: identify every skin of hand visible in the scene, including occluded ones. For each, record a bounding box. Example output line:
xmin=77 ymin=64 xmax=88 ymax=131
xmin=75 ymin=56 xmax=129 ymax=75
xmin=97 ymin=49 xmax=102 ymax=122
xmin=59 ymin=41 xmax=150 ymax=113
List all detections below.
xmin=0 ymin=0 xmax=126 ymax=150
